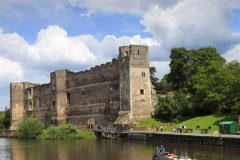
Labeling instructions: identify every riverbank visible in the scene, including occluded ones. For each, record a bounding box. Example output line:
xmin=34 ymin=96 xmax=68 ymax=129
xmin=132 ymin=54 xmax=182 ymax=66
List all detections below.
xmin=134 ymin=114 xmax=240 ymax=134
xmin=129 ymin=131 xmax=240 ymax=148
xmin=0 ymin=129 xmax=96 ymax=139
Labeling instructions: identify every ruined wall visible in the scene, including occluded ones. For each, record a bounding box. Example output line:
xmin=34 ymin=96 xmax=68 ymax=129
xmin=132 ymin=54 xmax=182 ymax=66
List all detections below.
xmin=65 ymin=59 xmax=120 ymax=127
xmin=10 ymin=45 xmax=155 ymax=129
xmin=66 ymin=58 xmax=119 ymax=88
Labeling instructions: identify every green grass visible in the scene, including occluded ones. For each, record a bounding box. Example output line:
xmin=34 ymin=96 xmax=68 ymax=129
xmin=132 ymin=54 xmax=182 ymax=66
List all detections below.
xmin=136 ymin=117 xmax=169 ymax=127
xmin=136 ymin=114 xmax=240 ymax=134
xmin=165 ymin=114 xmax=240 ymax=133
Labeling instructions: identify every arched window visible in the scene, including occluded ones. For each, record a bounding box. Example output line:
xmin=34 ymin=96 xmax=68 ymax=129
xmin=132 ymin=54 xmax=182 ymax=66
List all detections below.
xmin=67 ymin=92 xmax=70 ymax=104
xmin=38 ymin=97 xmax=41 ymax=108
xmin=125 ymin=51 xmax=128 ymax=57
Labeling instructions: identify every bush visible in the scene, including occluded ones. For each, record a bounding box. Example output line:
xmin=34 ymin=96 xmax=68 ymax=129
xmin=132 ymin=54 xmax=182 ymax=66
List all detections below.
xmin=16 ymin=118 xmax=45 ymax=139
xmin=37 ymin=122 xmax=84 ymax=140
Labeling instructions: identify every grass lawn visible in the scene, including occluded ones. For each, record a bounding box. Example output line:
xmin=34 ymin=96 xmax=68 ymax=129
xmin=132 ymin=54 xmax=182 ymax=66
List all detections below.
xmin=136 ymin=114 xmax=240 ymax=133
xmin=136 ymin=117 xmax=169 ymax=127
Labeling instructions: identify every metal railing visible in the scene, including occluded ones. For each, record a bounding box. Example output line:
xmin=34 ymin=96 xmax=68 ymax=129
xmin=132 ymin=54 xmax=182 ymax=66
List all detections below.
xmin=94 ymin=126 xmax=129 ymax=134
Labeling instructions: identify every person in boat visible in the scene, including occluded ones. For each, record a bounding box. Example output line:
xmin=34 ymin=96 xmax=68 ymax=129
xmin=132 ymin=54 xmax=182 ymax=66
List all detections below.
xmin=156 ymin=147 xmax=159 ymax=154
xmin=159 ymin=145 xmax=165 ymax=153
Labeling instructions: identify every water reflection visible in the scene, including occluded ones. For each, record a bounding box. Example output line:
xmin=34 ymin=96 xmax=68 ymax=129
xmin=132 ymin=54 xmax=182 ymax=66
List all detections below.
xmin=0 ymin=138 xmax=238 ymax=160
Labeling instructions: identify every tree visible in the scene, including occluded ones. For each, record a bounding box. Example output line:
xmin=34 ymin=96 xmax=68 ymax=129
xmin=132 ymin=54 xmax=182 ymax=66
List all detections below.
xmin=16 ymin=118 xmax=45 ymax=139
xmin=150 ymin=67 xmax=159 ymax=87
xmin=167 ymin=46 xmax=226 ymax=94
xmin=3 ymin=109 xmax=10 ymax=129
xmin=225 ymin=61 xmax=240 ymax=114
xmin=155 ymin=81 xmax=167 ymax=94
xmin=190 ymin=61 xmax=230 ymax=115
xmin=155 ymin=90 xmax=190 ymax=122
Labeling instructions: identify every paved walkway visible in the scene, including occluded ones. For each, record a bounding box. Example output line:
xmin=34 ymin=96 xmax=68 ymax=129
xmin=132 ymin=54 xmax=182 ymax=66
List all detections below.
xmin=130 ymin=131 xmax=240 ymax=139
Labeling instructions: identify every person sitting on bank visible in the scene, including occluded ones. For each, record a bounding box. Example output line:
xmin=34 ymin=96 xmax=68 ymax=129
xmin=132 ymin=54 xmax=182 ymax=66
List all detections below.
xmin=160 ymin=125 xmax=163 ymax=132
xmin=159 ymin=145 xmax=165 ymax=154
xmin=156 ymin=125 xmax=159 ymax=132
xmin=172 ymin=126 xmax=176 ymax=132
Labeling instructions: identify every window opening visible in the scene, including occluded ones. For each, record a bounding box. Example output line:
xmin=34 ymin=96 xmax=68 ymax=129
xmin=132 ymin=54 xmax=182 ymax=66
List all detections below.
xmin=29 ymin=89 xmax=31 ymax=95
xmin=38 ymin=97 xmax=41 ymax=108
xmin=29 ymin=101 xmax=32 ymax=108
xmin=125 ymin=51 xmax=128 ymax=57
xmin=67 ymin=92 xmax=70 ymax=104
xmin=82 ymin=90 xmax=85 ymax=96
xmin=124 ymin=73 xmax=126 ymax=77
xmin=52 ymin=101 xmax=55 ymax=109
xmin=140 ymin=89 xmax=144 ymax=95
xmin=142 ymin=72 xmax=145 ymax=77
xmin=138 ymin=50 xmax=140 ymax=55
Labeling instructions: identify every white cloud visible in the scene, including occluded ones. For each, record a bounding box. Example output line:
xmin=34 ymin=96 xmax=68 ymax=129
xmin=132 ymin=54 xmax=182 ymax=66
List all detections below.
xmin=222 ymin=44 xmax=240 ymax=62
xmin=150 ymin=61 xmax=170 ymax=80
xmin=140 ymin=0 xmax=240 ymax=52
xmin=0 ymin=57 xmax=24 ymax=86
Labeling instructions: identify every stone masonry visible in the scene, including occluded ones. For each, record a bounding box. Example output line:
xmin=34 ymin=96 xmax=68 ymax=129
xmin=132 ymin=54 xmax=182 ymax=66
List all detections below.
xmin=10 ymin=45 xmax=158 ymax=129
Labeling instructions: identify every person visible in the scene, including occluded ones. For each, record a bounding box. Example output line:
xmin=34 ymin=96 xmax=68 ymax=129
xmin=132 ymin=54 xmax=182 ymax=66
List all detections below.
xmin=156 ymin=147 xmax=159 ymax=154
xmin=180 ymin=125 xmax=182 ymax=133
xmin=184 ymin=125 xmax=186 ymax=132
xmin=156 ymin=125 xmax=159 ymax=132
xmin=159 ymin=145 xmax=165 ymax=153
xmin=172 ymin=126 xmax=176 ymax=132
xmin=160 ymin=125 xmax=163 ymax=132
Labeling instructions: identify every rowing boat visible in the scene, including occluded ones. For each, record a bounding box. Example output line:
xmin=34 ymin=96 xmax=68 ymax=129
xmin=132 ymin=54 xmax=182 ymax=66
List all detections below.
xmin=152 ymin=152 xmax=192 ymax=160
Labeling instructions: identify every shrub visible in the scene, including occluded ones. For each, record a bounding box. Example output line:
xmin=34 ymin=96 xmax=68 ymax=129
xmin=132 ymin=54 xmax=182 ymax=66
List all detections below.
xmin=37 ymin=122 xmax=84 ymax=140
xmin=16 ymin=118 xmax=45 ymax=139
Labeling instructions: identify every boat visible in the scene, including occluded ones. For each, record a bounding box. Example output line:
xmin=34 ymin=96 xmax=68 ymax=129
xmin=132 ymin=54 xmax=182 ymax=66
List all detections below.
xmin=152 ymin=152 xmax=192 ymax=160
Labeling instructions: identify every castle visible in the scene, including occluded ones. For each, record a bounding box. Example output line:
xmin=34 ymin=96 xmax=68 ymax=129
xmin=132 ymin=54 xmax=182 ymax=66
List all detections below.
xmin=10 ymin=45 xmax=158 ymax=129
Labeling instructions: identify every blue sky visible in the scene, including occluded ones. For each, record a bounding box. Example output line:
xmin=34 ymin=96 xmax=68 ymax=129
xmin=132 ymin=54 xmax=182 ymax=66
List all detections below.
xmin=0 ymin=0 xmax=240 ymax=111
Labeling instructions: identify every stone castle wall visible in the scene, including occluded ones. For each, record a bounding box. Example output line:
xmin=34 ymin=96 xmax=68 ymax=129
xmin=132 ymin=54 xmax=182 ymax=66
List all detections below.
xmin=10 ymin=45 xmax=157 ymax=129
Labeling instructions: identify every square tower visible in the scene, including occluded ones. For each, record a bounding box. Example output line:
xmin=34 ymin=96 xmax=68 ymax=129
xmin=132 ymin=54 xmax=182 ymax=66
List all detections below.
xmin=119 ymin=45 xmax=152 ymax=122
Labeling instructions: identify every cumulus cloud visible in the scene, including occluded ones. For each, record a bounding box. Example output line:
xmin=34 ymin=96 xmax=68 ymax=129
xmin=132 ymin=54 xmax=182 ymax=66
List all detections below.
xmin=0 ymin=57 xmax=24 ymax=86
xmin=150 ymin=61 xmax=170 ymax=80
xmin=0 ymin=25 xmax=161 ymax=74
xmin=140 ymin=0 xmax=240 ymax=55
xmin=222 ymin=44 xmax=240 ymax=62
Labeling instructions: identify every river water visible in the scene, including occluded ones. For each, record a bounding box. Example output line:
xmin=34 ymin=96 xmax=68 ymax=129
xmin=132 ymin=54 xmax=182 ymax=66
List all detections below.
xmin=0 ymin=138 xmax=239 ymax=160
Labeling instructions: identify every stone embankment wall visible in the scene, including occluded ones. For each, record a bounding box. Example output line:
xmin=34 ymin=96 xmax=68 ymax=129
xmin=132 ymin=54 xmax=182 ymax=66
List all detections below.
xmin=129 ymin=132 xmax=240 ymax=148
xmin=0 ymin=130 xmax=18 ymax=137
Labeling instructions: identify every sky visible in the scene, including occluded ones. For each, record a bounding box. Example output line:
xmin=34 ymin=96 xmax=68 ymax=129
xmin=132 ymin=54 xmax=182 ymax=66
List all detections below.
xmin=0 ymin=0 xmax=240 ymax=111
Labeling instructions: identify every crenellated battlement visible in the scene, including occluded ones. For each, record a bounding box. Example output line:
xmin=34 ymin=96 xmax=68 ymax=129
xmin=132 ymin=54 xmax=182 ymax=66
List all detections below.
xmin=66 ymin=58 xmax=119 ymax=76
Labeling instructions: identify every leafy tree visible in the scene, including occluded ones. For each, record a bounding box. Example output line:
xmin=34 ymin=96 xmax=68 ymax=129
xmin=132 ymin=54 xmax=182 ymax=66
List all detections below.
xmin=167 ymin=46 xmax=226 ymax=94
xmin=155 ymin=90 xmax=190 ymax=122
xmin=150 ymin=67 xmax=159 ymax=87
xmin=16 ymin=118 xmax=45 ymax=139
xmin=3 ymin=110 xmax=10 ymax=129
xmin=155 ymin=81 xmax=167 ymax=94
xmin=225 ymin=61 xmax=240 ymax=114
xmin=190 ymin=61 xmax=230 ymax=115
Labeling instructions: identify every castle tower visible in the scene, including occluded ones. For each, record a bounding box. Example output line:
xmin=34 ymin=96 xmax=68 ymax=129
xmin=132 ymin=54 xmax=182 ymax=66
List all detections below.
xmin=119 ymin=45 xmax=153 ymax=123
xmin=50 ymin=70 xmax=68 ymax=126
xmin=10 ymin=82 xmax=30 ymax=129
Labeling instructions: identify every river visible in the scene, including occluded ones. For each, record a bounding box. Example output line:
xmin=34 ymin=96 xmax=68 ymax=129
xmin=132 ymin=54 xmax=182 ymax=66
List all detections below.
xmin=0 ymin=138 xmax=239 ymax=160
